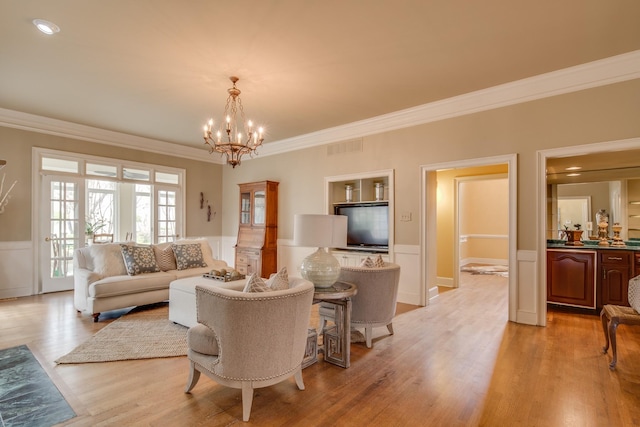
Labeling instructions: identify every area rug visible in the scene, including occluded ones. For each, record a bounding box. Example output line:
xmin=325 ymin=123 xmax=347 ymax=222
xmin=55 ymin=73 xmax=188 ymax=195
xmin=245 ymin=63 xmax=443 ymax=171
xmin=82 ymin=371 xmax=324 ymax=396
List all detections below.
xmin=460 ymin=264 xmax=509 ymax=277
xmin=0 ymin=345 xmax=76 ymax=426
xmin=55 ymin=305 xmax=188 ymax=364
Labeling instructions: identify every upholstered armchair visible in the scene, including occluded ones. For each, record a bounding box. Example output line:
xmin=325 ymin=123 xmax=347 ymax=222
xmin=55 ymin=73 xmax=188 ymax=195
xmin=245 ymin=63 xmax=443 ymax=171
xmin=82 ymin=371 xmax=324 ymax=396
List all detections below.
xmin=320 ymin=262 xmax=401 ymax=348
xmin=184 ymin=277 xmax=314 ymax=422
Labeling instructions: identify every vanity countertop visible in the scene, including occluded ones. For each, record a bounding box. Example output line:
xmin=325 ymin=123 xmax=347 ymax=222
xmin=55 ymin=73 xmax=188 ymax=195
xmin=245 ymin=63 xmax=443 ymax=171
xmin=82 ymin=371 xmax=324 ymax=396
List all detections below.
xmin=547 ymin=239 xmax=640 ymax=251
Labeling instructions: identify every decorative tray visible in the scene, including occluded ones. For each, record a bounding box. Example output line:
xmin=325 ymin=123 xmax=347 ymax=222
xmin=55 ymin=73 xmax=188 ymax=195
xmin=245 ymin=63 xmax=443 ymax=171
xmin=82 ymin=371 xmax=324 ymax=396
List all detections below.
xmin=202 ymin=273 xmax=245 ymax=282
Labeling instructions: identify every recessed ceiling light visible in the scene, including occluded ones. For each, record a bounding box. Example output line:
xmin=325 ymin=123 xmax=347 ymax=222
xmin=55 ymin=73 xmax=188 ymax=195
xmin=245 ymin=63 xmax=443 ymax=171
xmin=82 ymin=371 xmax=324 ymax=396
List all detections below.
xmin=565 ymin=166 xmax=582 ymax=171
xmin=566 ymin=173 xmax=581 ymax=177
xmin=33 ymin=19 xmax=60 ymax=35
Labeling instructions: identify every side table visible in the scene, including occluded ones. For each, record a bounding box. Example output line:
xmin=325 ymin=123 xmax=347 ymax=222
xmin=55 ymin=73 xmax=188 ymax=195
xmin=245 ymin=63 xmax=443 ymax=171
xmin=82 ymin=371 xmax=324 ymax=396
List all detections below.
xmin=313 ymin=281 xmax=357 ymax=368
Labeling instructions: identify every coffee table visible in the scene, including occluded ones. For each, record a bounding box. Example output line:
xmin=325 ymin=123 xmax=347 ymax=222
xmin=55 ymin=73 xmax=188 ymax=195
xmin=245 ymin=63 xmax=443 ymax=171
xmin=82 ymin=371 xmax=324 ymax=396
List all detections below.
xmin=169 ymin=276 xmax=245 ymax=327
xmin=313 ymin=281 xmax=357 ymax=368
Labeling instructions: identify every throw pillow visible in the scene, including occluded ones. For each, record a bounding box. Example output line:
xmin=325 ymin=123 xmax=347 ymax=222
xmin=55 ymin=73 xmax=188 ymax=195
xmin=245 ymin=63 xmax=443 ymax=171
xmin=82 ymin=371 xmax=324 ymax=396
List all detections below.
xmin=171 ymin=243 xmax=208 ymax=270
xmin=120 ymin=244 xmax=161 ymax=276
xmin=173 ymin=238 xmax=216 ymax=266
xmin=187 ymin=324 xmax=219 ymax=356
xmin=90 ymin=243 xmax=128 ymax=277
xmin=360 ymin=256 xmax=375 ymax=268
xmin=267 ymin=267 xmax=289 ymax=290
xmin=243 ymin=273 xmax=273 ymax=293
xmin=374 ymin=254 xmax=385 ymax=267
xmin=152 ymin=242 xmax=177 ymax=271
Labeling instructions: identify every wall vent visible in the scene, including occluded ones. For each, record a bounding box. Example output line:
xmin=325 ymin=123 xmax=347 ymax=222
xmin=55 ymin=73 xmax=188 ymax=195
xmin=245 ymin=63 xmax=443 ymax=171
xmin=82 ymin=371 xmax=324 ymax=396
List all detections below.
xmin=326 ymin=138 xmax=363 ymax=156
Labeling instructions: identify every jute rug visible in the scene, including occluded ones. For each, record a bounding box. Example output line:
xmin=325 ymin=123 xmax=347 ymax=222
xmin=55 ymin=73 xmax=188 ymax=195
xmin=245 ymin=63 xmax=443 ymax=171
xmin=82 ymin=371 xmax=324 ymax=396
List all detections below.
xmin=55 ymin=304 xmax=187 ymax=364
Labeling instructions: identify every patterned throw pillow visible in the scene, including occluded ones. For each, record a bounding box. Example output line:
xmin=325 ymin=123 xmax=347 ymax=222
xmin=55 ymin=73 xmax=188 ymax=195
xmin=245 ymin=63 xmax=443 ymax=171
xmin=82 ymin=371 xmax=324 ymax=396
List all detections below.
xmin=120 ymin=244 xmax=161 ymax=276
xmin=374 ymin=255 xmax=385 ymax=267
xmin=360 ymin=256 xmax=375 ymax=268
xmin=152 ymin=243 xmax=177 ymax=271
xmin=171 ymin=243 xmax=208 ymax=270
xmin=267 ymin=267 xmax=289 ymax=290
xmin=243 ymin=273 xmax=273 ymax=293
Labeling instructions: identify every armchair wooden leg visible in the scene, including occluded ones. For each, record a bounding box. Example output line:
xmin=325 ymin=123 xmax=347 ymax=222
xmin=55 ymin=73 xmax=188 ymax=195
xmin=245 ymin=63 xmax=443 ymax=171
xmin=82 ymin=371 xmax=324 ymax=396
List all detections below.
xmin=600 ymin=308 xmax=610 ymax=354
xmin=294 ymin=368 xmax=305 ymax=390
xmin=241 ymin=382 xmax=254 ymax=422
xmin=386 ymin=323 xmax=394 ymax=335
xmin=365 ymin=327 xmax=373 ymax=348
xmin=93 ymin=313 xmax=100 ymax=323
xmin=608 ymin=318 xmax=620 ymax=370
xmin=184 ymin=361 xmax=201 ymax=393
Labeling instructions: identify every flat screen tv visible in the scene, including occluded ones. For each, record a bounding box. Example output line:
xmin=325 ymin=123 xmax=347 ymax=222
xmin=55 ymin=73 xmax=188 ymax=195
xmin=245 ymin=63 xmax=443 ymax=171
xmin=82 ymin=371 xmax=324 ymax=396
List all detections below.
xmin=334 ymin=202 xmax=389 ymax=252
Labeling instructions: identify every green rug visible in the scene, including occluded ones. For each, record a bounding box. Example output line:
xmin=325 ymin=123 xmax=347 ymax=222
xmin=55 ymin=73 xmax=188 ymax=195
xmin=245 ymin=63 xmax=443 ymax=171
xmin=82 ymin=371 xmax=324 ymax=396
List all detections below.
xmin=0 ymin=345 xmax=75 ymax=426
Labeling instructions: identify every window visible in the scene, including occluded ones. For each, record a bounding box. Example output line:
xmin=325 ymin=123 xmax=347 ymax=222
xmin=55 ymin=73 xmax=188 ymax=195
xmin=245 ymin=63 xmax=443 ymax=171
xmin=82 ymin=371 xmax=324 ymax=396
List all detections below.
xmin=37 ymin=148 xmax=184 ymax=246
xmin=86 ymin=180 xmax=116 ymax=237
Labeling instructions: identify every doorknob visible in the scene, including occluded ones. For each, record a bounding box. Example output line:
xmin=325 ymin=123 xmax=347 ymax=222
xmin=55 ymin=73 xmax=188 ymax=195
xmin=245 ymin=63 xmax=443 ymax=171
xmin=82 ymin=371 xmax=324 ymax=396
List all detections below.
xmin=44 ymin=237 xmax=51 ymax=242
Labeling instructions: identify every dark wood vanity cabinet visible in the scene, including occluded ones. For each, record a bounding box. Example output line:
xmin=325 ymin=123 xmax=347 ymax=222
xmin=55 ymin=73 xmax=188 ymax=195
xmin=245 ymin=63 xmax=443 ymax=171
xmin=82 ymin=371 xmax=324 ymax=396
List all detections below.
xmin=547 ymin=250 xmax=596 ymax=308
xmin=598 ymin=251 xmax=632 ymax=307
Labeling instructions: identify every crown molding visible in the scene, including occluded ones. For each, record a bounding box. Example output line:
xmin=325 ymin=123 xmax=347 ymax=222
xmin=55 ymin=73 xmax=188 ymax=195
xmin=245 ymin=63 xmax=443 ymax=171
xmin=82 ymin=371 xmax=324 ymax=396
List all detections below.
xmin=0 ymin=108 xmax=222 ymax=164
xmin=1 ymin=50 xmax=639 ymax=162
xmin=261 ymin=49 xmax=640 ymax=157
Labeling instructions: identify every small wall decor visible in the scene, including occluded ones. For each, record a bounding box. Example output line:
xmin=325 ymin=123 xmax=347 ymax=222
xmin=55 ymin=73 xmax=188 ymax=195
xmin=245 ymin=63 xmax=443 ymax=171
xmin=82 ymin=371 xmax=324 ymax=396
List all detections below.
xmin=207 ymin=204 xmax=212 ymax=222
xmin=200 ymin=192 xmax=204 ymax=209
xmin=0 ymin=173 xmax=18 ymax=214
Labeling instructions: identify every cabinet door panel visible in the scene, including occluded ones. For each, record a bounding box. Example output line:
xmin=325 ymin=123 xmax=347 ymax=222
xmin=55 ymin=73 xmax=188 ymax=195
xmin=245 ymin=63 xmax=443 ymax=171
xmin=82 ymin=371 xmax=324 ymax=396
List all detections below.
xmin=546 ymin=251 xmax=595 ymax=308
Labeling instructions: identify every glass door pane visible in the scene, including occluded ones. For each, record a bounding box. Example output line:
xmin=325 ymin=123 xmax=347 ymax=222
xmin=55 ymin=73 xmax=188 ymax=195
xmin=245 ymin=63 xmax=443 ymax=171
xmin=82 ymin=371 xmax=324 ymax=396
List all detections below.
xmin=41 ymin=176 xmax=82 ymax=293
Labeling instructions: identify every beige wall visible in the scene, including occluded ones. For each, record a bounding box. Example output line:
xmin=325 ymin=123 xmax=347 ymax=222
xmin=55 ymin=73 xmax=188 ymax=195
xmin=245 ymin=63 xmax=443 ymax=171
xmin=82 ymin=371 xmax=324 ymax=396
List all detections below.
xmin=221 ymin=79 xmax=640 ymax=255
xmin=0 ymin=127 xmax=223 ymax=241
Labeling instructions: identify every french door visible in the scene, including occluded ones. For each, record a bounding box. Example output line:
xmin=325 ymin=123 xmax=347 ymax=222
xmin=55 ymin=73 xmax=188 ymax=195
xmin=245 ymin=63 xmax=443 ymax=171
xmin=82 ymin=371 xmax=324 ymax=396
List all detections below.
xmin=40 ymin=176 xmax=84 ymax=293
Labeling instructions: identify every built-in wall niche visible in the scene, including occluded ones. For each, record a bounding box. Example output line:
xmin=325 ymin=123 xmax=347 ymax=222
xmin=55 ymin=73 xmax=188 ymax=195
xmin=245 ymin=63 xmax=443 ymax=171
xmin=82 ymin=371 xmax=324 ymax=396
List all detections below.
xmin=325 ymin=170 xmax=394 ymax=260
xmin=328 ymin=175 xmax=389 ymax=204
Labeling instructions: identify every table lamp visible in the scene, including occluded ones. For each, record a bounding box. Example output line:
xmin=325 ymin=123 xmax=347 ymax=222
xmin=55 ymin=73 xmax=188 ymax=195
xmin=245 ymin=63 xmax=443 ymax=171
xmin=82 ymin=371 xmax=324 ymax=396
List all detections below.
xmin=293 ymin=214 xmax=347 ymax=288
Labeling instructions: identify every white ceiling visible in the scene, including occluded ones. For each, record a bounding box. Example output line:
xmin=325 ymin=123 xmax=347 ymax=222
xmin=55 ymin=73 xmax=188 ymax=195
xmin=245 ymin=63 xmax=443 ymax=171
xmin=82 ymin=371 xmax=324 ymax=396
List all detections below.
xmin=2 ymin=1 xmax=640 ymax=150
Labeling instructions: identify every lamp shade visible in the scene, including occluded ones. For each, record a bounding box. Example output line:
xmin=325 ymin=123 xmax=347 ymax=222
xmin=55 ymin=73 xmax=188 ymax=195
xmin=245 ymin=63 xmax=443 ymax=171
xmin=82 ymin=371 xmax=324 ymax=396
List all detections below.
xmin=293 ymin=214 xmax=347 ymax=288
xmin=293 ymin=214 xmax=347 ymax=248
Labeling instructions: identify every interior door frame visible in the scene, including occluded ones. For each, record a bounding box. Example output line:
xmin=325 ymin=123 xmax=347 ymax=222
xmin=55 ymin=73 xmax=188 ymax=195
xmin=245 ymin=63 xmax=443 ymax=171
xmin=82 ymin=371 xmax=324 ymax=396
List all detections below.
xmin=420 ymin=153 xmax=517 ymax=323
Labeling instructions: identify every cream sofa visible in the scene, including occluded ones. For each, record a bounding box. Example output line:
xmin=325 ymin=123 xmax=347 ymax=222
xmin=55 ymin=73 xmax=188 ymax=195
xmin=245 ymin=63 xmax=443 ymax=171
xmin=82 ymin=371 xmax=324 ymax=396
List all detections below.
xmin=73 ymin=239 xmax=228 ymax=322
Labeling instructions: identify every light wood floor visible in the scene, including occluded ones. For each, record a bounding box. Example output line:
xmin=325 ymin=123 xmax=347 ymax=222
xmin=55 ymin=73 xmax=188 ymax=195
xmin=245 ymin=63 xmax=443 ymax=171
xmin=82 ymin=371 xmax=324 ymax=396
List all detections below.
xmin=1 ymin=273 xmax=639 ymax=426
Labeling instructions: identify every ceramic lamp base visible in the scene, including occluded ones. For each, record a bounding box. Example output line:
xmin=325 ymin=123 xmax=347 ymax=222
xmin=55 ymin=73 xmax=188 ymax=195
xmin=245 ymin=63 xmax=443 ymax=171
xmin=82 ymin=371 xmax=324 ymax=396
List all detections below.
xmin=300 ymin=247 xmax=341 ymax=288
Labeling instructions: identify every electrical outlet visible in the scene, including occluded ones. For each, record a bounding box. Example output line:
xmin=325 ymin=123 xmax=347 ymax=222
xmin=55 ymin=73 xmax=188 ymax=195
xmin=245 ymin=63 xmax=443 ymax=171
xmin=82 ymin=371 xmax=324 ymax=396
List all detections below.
xmin=400 ymin=212 xmax=412 ymax=222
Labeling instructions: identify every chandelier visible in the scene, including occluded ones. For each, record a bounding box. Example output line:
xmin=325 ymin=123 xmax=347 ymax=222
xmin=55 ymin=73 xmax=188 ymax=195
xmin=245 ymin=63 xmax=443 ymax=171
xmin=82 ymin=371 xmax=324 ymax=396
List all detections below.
xmin=203 ymin=76 xmax=265 ymax=168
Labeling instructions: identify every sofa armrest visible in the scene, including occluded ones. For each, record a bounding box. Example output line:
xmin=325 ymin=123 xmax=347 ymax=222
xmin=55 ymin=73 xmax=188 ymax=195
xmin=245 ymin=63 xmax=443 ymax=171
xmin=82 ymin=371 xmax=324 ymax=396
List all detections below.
xmin=73 ymin=267 xmax=101 ymax=312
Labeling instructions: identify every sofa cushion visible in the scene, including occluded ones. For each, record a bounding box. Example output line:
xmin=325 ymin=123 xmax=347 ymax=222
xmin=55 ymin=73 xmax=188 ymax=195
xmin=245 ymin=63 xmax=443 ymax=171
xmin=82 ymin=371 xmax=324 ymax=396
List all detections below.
xmin=88 ymin=272 xmax=176 ymax=298
xmin=172 ymin=243 xmax=208 ymax=270
xmin=152 ymin=242 xmax=177 ymax=271
xmin=187 ymin=324 xmax=219 ymax=356
xmin=360 ymin=256 xmax=375 ymax=268
xmin=120 ymin=244 xmax=161 ymax=276
xmin=90 ymin=243 xmax=127 ymax=277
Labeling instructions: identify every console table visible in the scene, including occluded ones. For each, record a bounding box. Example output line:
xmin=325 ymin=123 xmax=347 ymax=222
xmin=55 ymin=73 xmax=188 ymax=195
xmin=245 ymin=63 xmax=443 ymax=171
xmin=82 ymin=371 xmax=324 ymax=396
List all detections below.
xmin=312 ymin=281 xmax=357 ymax=368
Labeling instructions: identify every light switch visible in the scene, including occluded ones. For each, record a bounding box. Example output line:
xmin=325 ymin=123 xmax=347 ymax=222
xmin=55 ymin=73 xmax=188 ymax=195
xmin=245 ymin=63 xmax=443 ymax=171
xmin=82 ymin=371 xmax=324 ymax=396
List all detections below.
xmin=400 ymin=212 xmax=412 ymax=222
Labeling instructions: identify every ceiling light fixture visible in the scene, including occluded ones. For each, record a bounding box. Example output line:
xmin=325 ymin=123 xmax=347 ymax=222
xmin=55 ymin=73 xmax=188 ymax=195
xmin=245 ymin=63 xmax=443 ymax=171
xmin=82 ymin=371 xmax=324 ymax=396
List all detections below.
xmin=33 ymin=19 xmax=60 ymax=35
xmin=202 ymin=76 xmax=265 ymax=168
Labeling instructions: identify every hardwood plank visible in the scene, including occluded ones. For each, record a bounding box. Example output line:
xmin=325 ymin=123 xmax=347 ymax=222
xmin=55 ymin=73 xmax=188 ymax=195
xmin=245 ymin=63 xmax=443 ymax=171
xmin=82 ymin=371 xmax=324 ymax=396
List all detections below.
xmin=1 ymin=273 xmax=639 ymax=426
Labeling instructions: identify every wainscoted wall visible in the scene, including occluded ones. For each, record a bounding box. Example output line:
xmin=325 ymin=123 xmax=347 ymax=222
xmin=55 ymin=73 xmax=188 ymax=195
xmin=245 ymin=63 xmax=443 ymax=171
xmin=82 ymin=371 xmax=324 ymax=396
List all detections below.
xmin=0 ymin=241 xmax=35 ymax=299
xmin=516 ymin=250 xmax=538 ymax=325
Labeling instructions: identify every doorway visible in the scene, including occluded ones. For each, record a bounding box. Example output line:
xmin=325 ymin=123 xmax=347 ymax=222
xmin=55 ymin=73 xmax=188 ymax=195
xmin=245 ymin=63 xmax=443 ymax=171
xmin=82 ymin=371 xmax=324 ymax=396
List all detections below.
xmin=421 ymin=154 xmax=517 ymax=322
xmin=456 ymin=175 xmax=509 ymax=288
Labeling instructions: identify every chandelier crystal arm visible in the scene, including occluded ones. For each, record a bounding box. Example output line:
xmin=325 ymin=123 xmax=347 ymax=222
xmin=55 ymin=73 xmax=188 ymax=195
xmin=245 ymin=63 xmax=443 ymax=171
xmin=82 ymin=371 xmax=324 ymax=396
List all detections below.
xmin=202 ymin=76 xmax=265 ymax=168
